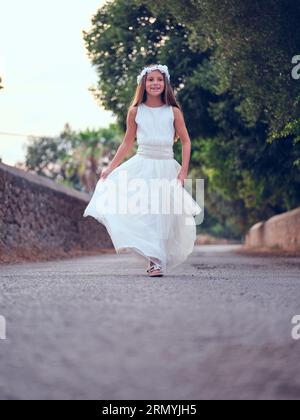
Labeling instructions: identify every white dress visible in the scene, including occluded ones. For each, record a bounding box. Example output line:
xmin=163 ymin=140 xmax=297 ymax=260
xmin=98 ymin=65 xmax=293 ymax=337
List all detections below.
xmin=83 ymin=103 xmax=201 ymax=273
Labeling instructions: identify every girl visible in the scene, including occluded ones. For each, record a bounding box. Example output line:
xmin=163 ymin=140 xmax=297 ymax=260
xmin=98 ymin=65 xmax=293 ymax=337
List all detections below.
xmin=83 ymin=64 xmax=201 ymax=277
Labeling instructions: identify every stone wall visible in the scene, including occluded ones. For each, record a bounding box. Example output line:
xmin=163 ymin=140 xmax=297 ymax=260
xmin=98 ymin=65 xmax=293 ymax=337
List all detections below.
xmin=245 ymin=208 xmax=300 ymax=251
xmin=0 ymin=162 xmax=113 ymax=263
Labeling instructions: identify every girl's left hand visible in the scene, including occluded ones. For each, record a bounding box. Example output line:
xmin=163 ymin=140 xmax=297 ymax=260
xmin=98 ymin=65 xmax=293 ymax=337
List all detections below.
xmin=177 ymin=169 xmax=188 ymax=186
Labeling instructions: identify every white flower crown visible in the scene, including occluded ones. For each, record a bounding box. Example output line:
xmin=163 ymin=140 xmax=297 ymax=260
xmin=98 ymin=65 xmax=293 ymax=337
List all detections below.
xmin=137 ymin=64 xmax=170 ymax=85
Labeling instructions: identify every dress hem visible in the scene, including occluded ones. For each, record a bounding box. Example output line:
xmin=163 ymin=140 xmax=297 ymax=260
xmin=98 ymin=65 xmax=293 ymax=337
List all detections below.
xmin=83 ymin=211 xmax=169 ymax=273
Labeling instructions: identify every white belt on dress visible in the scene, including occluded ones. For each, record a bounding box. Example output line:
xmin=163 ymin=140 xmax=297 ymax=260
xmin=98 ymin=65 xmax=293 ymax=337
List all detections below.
xmin=136 ymin=143 xmax=174 ymax=160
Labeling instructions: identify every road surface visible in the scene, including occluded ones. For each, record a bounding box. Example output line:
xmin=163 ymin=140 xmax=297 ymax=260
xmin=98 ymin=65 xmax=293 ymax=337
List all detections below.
xmin=0 ymin=245 xmax=300 ymax=400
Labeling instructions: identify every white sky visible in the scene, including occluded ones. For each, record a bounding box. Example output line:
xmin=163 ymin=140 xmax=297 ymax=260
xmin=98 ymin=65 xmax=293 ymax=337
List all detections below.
xmin=0 ymin=0 xmax=115 ymax=165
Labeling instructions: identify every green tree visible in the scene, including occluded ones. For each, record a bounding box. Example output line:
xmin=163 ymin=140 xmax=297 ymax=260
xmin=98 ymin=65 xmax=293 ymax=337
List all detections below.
xmin=145 ymin=0 xmax=300 ymax=136
xmin=137 ymin=0 xmax=300 ymax=234
xmin=25 ymin=123 xmax=122 ymax=192
xmin=83 ymin=0 xmax=300 ymax=237
xmin=83 ymin=0 xmax=212 ymax=135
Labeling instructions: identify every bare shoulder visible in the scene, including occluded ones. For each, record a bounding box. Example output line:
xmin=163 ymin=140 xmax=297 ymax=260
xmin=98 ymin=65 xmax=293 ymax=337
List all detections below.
xmin=126 ymin=106 xmax=138 ymax=127
xmin=172 ymin=106 xmax=184 ymax=120
xmin=128 ymin=106 xmax=138 ymax=117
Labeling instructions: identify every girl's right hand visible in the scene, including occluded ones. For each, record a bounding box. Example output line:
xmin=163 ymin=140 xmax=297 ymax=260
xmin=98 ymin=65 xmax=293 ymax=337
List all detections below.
xmin=99 ymin=167 xmax=112 ymax=181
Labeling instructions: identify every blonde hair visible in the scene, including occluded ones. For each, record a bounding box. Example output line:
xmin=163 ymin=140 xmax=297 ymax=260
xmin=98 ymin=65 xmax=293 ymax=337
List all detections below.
xmin=129 ymin=64 xmax=182 ymax=143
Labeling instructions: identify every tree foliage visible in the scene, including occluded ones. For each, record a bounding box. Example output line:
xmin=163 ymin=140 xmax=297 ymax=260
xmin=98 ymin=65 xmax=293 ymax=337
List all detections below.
xmin=26 ymin=0 xmax=300 ymax=238
xmin=83 ymin=0 xmax=300 ymax=237
xmin=146 ymin=0 xmax=300 ymax=135
xmin=83 ymin=0 xmax=213 ymax=136
xmin=25 ymin=123 xmax=122 ymax=193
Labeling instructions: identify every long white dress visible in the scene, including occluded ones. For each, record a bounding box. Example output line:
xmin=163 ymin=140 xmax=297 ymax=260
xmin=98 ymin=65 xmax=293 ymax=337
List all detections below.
xmin=83 ymin=102 xmax=201 ymax=273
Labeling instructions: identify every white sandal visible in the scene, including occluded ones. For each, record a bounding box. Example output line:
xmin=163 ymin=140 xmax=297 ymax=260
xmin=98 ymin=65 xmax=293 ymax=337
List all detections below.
xmin=146 ymin=261 xmax=164 ymax=277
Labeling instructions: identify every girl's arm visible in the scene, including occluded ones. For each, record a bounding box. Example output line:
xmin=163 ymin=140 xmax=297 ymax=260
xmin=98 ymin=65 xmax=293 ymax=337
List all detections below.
xmin=173 ymin=107 xmax=191 ymax=180
xmin=106 ymin=107 xmax=137 ymax=172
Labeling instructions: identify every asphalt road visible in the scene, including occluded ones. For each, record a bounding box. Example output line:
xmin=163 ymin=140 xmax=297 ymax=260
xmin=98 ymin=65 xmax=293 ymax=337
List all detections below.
xmin=0 ymin=245 xmax=300 ymax=400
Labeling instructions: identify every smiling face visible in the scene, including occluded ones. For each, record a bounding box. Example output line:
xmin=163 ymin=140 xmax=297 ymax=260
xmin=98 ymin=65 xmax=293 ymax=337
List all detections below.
xmin=145 ymin=70 xmax=165 ymax=97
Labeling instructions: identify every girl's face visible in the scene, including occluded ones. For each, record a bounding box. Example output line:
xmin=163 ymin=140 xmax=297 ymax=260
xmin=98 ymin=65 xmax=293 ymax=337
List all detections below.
xmin=145 ymin=70 xmax=165 ymax=97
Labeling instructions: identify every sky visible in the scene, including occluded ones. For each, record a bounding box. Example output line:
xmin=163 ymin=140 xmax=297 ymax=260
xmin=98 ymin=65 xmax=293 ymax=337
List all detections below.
xmin=0 ymin=0 xmax=115 ymax=165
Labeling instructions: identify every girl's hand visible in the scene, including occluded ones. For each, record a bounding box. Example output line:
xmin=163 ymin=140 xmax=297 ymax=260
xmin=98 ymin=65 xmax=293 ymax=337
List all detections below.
xmin=99 ymin=166 xmax=113 ymax=181
xmin=177 ymin=168 xmax=188 ymax=186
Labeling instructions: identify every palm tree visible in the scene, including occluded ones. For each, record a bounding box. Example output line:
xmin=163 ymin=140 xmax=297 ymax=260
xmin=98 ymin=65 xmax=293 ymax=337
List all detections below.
xmin=25 ymin=124 xmax=122 ymax=193
xmin=69 ymin=127 xmax=121 ymax=193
